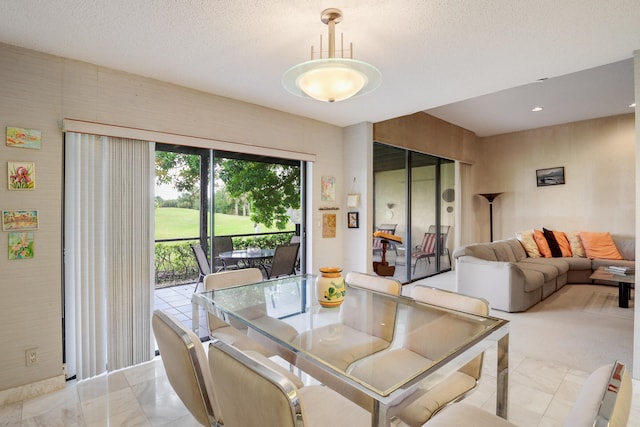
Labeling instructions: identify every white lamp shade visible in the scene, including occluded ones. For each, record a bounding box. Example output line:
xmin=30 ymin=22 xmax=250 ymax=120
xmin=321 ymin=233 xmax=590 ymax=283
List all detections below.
xmin=283 ymin=58 xmax=381 ymax=102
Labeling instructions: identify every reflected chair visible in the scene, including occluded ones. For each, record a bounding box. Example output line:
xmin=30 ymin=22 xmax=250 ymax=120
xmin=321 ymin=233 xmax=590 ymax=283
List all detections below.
xmin=293 ymin=272 xmax=401 ymax=371
xmin=410 ymin=225 xmax=451 ymax=274
xmin=152 ymin=309 xmax=221 ymax=426
xmin=423 ymin=361 xmax=632 ymax=427
xmin=190 ymin=244 xmax=211 ymax=293
xmin=348 ymin=286 xmax=489 ymax=426
xmin=208 ymin=339 xmax=371 ymax=427
xmin=261 ymin=242 xmax=300 ymax=279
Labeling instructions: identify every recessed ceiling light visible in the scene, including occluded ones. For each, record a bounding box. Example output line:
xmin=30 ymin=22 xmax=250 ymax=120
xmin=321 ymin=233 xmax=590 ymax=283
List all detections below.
xmin=531 ymin=106 xmax=543 ymax=112
xmin=630 ymin=102 xmax=636 ymax=108
xmin=535 ymin=78 xmax=548 ymax=83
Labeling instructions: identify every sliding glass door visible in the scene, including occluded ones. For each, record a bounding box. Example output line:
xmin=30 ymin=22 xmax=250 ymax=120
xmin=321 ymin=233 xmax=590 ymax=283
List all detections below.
xmin=373 ymin=142 xmax=454 ymax=283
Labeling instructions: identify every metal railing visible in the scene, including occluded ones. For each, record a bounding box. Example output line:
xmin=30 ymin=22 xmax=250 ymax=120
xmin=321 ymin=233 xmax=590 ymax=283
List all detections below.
xmin=154 ymin=231 xmax=296 ymax=288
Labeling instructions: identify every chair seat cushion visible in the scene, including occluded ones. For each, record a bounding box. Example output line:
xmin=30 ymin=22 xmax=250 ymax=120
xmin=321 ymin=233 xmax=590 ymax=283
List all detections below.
xmin=424 ymin=402 xmax=517 ymax=427
xmin=394 ymin=371 xmax=478 ymax=426
xmin=297 ymin=385 xmax=371 ymax=426
xmin=294 ymin=325 xmax=392 ymax=371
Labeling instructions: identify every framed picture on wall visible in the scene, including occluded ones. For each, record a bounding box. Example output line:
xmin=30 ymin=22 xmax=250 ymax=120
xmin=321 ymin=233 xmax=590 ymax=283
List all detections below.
xmin=347 ymin=211 xmax=359 ymax=229
xmin=536 ymin=166 xmax=565 ymax=187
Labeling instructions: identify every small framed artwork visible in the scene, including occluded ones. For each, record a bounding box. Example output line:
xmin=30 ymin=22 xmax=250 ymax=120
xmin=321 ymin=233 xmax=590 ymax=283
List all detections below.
xmin=536 ymin=167 xmax=565 ymax=187
xmin=6 ymin=127 xmax=42 ymax=149
xmin=322 ymin=213 xmax=337 ymax=238
xmin=2 ymin=210 xmax=39 ymax=231
xmin=347 ymin=193 xmax=360 ymax=208
xmin=8 ymin=161 xmax=35 ymax=190
xmin=321 ymin=176 xmax=336 ymax=202
xmin=347 ymin=211 xmax=359 ymax=229
xmin=8 ymin=231 xmax=35 ymax=259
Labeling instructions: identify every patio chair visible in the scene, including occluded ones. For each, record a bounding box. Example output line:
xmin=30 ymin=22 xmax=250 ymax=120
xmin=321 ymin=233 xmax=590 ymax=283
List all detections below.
xmin=213 ymin=235 xmax=242 ymax=271
xmin=410 ymin=225 xmax=451 ymax=274
xmin=190 ymin=244 xmax=211 ymax=293
xmin=423 ymin=360 xmax=632 ymax=427
xmin=261 ymin=242 xmax=300 ymax=279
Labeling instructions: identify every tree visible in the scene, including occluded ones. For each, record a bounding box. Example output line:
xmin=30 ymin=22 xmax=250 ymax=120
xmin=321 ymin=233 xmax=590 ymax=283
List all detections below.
xmin=155 ymin=152 xmax=201 ymax=194
xmin=217 ymin=159 xmax=299 ymax=230
xmin=156 ymin=151 xmax=300 ymax=230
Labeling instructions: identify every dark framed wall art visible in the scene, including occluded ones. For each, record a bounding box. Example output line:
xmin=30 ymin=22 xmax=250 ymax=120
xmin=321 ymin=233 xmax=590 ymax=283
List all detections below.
xmin=347 ymin=211 xmax=359 ymax=228
xmin=536 ymin=167 xmax=565 ymax=187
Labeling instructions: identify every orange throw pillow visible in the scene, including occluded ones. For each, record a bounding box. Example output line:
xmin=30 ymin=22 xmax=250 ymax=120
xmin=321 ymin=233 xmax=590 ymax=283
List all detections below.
xmin=579 ymin=231 xmax=623 ymax=260
xmin=552 ymin=230 xmax=573 ymax=257
xmin=533 ymin=229 xmax=552 ymax=258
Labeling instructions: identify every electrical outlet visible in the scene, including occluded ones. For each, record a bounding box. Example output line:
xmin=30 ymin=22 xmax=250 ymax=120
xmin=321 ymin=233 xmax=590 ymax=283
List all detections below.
xmin=25 ymin=348 xmax=38 ymax=367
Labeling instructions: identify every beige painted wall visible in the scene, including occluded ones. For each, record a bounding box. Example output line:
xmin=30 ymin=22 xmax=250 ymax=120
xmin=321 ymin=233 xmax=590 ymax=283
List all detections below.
xmin=0 ymin=42 xmax=350 ymax=392
xmin=468 ymin=114 xmax=636 ymax=243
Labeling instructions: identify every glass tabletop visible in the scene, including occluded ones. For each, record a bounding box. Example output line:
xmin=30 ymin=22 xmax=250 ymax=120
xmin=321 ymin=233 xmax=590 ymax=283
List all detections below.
xmin=217 ymin=249 xmax=275 ymax=259
xmin=193 ymin=274 xmax=509 ymax=400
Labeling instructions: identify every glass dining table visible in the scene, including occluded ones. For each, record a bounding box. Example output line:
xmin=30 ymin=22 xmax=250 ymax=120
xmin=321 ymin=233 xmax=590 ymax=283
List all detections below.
xmin=191 ymin=274 xmax=509 ymax=427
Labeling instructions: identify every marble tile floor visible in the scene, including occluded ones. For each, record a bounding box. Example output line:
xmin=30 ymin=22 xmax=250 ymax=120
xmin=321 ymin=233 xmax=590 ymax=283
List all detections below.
xmin=3 ymin=347 xmax=639 ymax=426
xmin=3 ymin=275 xmax=639 ymax=426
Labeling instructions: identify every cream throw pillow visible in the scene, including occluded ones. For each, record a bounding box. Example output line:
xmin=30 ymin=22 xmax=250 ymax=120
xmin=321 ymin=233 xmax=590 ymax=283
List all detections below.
xmin=567 ymin=231 xmax=586 ymax=257
xmin=516 ymin=230 xmax=541 ymax=258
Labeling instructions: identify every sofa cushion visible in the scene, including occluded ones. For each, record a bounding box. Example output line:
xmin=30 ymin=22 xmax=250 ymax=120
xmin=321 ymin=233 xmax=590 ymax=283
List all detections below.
xmin=490 ymin=242 xmax=517 ymax=263
xmin=516 ymin=230 xmax=541 ymax=258
xmin=543 ymin=228 xmax=563 ymax=257
xmin=579 ymin=231 xmax=623 ymax=260
xmin=612 ymin=235 xmax=635 ymax=261
xmin=505 ymin=238 xmax=527 ymax=261
xmin=552 ymin=230 xmax=573 ymax=257
xmin=561 ymin=257 xmax=592 ymax=271
xmin=520 ymin=257 xmax=570 ymax=275
xmin=567 ymin=231 xmax=586 ymax=257
xmin=533 ymin=229 xmax=552 ymax=258
xmin=591 ymin=259 xmax=635 ymax=271
xmin=517 ymin=262 xmax=560 ymax=282
xmin=454 ymin=244 xmax=498 ymax=261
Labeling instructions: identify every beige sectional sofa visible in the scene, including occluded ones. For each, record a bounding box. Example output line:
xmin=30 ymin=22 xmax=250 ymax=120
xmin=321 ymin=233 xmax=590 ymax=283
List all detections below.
xmin=452 ymin=235 xmax=635 ymax=312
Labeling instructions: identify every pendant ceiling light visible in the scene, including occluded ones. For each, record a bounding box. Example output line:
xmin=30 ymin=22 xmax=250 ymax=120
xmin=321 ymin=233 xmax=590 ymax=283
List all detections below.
xmin=282 ymin=8 xmax=382 ymax=103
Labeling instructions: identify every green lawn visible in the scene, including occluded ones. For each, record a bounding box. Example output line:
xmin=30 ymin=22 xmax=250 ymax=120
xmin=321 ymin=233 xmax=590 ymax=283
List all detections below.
xmin=155 ymin=207 xmax=294 ymax=239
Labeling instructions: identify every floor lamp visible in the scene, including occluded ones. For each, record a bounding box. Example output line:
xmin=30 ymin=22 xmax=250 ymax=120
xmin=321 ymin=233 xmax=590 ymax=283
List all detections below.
xmin=478 ymin=193 xmax=503 ymax=242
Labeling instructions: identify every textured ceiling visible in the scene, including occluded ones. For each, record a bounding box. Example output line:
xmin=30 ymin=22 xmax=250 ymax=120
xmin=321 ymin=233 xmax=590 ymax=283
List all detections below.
xmin=1 ymin=1 xmax=639 ymax=136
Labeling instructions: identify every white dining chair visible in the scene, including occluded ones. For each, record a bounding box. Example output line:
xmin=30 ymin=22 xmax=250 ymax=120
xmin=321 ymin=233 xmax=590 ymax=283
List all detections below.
xmin=208 ymin=339 xmax=371 ymax=427
xmin=348 ymin=286 xmax=489 ymax=426
xmin=423 ymin=361 xmax=632 ymax=427
xmin=204 ymin=269 xmax=297 ymax=356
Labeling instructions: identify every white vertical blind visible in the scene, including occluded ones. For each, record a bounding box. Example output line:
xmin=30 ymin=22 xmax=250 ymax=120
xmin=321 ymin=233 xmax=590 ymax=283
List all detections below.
xmin=64 ymin=132 xmax=155 ymax=379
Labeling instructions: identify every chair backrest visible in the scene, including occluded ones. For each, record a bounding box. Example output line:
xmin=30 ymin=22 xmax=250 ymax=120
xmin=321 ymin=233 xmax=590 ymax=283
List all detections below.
xmin=190 ymin=244 xmax=211 ymax=276
xmin=373 ymin=224 xmax=397 ymax=249
xmin=418 ymin=225 xmax=451 ymax=253
xmin=564 ymin=361 xmax=632 ymax=427
xmin=213 ymin=236 xmax=239 ymax=268
xmin=204 ymin=268 xmax=264 ymax=331
xmin=342 ymin=272 xmax=402 ymax=341
xmin=267 ymin=243 xmax=300 ymax=278
xmin=410 ymin=287 xmax=489 ymax=380
xmin=152 ymin=310 xmax=220 ymax=426
xmin=208 ymin=339 xmax=302 ymax=427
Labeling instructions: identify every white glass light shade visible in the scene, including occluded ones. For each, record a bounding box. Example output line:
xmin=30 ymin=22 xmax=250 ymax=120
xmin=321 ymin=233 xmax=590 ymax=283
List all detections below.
xmin=283 ymin=58 xmax=382 ymax=102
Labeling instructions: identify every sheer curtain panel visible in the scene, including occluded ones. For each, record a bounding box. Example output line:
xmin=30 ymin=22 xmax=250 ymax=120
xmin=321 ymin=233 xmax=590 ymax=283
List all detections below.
xmin=64 ymin=132 xmax=155 ymax=379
